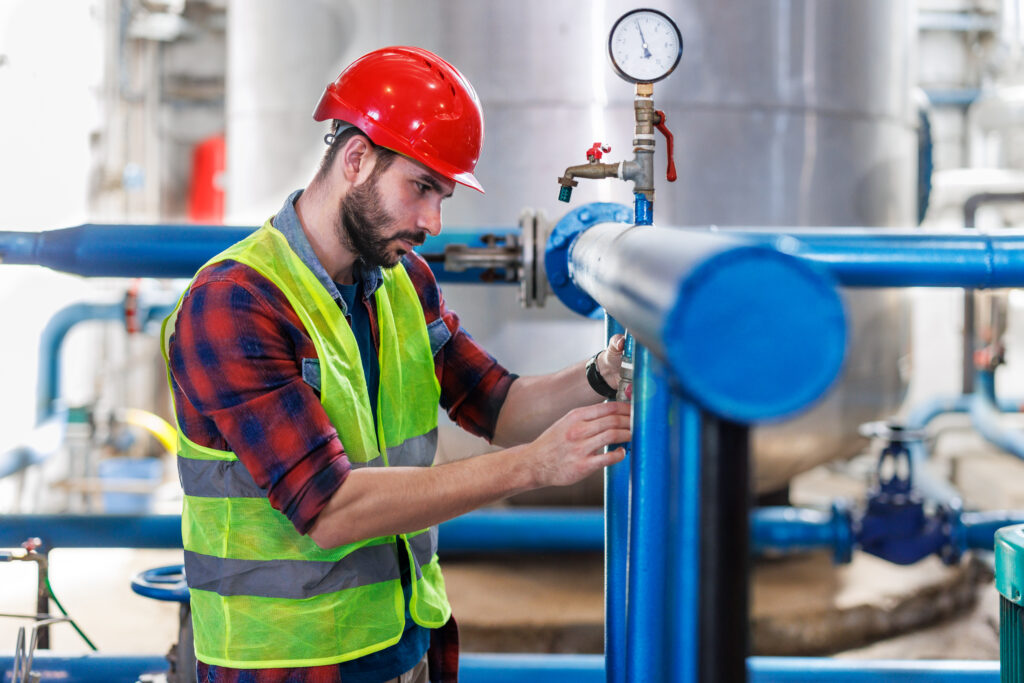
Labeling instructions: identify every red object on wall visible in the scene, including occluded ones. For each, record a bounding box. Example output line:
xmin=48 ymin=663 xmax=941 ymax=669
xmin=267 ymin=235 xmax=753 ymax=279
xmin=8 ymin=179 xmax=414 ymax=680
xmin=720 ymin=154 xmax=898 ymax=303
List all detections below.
xmin=188 ymin=134 xmax=225 ymax=223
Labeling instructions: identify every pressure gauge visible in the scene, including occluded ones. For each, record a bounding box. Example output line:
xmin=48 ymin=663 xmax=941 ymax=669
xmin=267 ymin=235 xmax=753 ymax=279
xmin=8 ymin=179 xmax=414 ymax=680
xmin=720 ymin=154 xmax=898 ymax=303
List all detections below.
xmin=608 ymin=8 xmax=683 ymax=84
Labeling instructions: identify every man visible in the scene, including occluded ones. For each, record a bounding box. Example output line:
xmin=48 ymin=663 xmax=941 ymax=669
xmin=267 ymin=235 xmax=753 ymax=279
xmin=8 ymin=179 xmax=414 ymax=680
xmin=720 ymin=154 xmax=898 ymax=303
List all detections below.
xmin=163 ymin=46 xmax=630 ymax=683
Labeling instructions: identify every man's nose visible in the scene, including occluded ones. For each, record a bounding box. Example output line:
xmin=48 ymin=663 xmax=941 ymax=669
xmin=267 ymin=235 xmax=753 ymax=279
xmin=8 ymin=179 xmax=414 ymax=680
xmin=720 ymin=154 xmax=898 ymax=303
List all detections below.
xmin=418 ymin=203 xmax=443 ymax=236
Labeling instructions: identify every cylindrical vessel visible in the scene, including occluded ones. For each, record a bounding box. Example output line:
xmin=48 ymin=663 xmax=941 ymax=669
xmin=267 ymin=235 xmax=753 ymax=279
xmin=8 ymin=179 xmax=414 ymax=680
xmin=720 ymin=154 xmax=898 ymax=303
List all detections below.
xmin=226 ymin=0 xmax=917 ymax=492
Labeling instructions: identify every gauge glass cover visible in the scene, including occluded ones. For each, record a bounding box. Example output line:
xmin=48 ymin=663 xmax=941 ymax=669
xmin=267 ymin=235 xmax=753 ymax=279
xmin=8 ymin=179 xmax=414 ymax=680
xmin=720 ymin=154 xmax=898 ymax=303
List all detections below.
xmin=608 ymin=9 xmax=682 ymax=84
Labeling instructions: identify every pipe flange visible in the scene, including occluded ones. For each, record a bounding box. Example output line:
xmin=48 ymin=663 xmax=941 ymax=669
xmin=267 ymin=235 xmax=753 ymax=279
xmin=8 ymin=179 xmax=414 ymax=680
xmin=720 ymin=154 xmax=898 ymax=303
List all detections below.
xmin=545 ymin=202 xmax=632 ymax=318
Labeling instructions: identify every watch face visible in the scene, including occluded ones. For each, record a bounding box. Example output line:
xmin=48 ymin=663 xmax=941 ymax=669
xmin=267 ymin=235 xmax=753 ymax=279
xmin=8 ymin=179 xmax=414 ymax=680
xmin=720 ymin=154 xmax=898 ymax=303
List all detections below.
xmin=608 ymin=8 xmax=683 ymax=84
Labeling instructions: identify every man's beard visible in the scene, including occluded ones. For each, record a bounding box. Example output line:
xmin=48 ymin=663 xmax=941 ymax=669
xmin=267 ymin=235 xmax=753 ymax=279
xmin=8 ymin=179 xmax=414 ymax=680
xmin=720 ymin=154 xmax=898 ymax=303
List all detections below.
xmin=338 ymin=172 xmax=426 ymax=269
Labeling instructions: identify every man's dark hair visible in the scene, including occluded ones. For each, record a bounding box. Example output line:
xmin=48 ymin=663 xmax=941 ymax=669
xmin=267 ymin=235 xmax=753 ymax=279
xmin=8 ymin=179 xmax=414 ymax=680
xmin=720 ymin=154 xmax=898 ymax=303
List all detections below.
xmin=316 ymin=121 xmax=399 ymax=184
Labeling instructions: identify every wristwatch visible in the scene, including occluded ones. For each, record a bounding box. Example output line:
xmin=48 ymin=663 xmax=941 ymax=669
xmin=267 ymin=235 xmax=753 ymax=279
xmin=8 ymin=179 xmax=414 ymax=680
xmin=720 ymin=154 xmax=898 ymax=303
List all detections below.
xmin=586 ymin=351 xmax=618 ymax=399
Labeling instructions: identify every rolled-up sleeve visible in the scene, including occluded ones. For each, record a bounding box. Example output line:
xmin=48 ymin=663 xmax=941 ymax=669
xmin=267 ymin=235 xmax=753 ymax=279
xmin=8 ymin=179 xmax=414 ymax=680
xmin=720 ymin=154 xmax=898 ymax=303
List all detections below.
xmin=401 ymin=253 xmax=516 ymax=442
xmin=167 ymin=261 xmax=350 ymax=534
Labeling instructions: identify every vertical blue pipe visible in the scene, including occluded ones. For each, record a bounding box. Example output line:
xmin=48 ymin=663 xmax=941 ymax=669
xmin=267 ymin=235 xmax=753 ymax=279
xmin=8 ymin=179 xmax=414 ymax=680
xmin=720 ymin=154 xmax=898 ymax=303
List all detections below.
xmin=625 ymin=347 xmax=672 ymax=681
xmin=670 ymin=399 xmax=703 ymax=683
xmin=605 ymin=316 xmax=628 ymax=683
xmin=633 ymin=193 xmax=653 ymax=226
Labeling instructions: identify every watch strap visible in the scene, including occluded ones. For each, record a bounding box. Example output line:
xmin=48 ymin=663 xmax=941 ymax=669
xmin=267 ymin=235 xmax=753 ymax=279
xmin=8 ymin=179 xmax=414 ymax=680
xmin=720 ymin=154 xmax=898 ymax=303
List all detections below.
xmin=586 ymin=352 xmax=618 ymax=400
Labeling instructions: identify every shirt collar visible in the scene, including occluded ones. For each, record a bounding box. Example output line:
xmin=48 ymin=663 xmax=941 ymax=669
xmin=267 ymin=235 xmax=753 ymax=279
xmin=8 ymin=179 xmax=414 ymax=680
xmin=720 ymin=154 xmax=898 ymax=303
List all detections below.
xmin=271 ymin=189 xmax=384 ymax=313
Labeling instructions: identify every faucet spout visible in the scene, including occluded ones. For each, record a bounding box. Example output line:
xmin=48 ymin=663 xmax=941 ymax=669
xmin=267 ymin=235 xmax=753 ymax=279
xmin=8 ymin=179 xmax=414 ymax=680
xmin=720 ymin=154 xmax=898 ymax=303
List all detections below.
xmin=557 ymin=162 xmax=621 ymax=202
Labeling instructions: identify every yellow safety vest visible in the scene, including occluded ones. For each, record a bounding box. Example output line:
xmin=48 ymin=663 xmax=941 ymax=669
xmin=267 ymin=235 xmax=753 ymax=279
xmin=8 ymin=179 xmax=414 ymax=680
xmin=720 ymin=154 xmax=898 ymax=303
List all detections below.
xmin=161 ymin=221 xmax=449 ymax=668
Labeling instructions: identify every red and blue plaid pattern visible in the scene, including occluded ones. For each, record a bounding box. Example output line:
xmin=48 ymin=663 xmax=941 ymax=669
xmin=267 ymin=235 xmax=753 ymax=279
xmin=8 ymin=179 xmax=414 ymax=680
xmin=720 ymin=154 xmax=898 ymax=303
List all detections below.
xmin=168 ymin=250 xmax=510 ymax=683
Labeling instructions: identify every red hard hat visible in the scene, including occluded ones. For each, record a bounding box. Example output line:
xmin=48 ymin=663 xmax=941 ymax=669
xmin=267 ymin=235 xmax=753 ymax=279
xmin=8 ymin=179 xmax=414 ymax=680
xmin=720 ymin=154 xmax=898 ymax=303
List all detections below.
xmin=313 ymin=46 xmax=485 ymax=194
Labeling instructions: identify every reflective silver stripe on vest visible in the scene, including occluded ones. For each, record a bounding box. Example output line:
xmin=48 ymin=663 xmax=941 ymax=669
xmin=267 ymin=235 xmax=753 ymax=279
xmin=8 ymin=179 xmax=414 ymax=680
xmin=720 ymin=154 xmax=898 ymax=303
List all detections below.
xmin=351 ymin=429 xmax=438 ymax=470
xmin=179 ymin=430 xmax=438 ymax=492
xmin=407 ymin=526 xmax=439 ymax=579
xmin=184 ymin=544 xmax=400 ymax=599
xmin=178 ymin=456 xmax=267 ymax=499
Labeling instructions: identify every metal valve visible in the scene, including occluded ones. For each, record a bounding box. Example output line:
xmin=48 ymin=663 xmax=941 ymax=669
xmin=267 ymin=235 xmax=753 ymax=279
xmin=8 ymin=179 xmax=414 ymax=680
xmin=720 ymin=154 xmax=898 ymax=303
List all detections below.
xmin=586 ymin=143 xmax=611 ymax=163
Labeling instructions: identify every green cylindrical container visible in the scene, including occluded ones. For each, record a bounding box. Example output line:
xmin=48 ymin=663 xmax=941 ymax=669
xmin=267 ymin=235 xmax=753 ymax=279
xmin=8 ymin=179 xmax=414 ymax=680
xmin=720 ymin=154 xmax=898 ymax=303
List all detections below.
xmin=997 ymin=524 xmax=1024 ymax=682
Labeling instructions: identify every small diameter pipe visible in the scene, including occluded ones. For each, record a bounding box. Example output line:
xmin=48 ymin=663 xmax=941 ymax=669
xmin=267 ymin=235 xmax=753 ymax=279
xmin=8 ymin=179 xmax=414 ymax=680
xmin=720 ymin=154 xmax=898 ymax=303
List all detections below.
xmin=568 ymin=223 xmax=846 ymax=423
xmin=625 ymin=347 xmax=672 ymax=682
xmin=0 ymin=654 xmax=999 ymax=683
xmin=970 ymin=370 xmax=1024 ymax=461
xmin=963 ymin=511 xmax=1024 ymax=551
xmin=603 ymin=317 xmax=628 ymax=683
xmin=36 ymin=302 xmax=176 ymax=424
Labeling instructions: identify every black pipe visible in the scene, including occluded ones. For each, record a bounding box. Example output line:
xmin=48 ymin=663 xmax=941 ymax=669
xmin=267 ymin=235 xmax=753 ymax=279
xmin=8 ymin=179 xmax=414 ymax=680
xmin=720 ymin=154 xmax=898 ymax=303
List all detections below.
xmin=700 ymin=416 xmax=750 ymax=683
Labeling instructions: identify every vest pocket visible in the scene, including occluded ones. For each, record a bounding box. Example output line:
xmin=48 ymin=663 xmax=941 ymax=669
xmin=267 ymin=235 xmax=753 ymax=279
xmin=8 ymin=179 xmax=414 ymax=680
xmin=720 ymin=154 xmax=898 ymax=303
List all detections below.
xmin=426 ymin=318 xmax=451 ymax=357
xmin=301 ymin=358 xmax=322 ymax=394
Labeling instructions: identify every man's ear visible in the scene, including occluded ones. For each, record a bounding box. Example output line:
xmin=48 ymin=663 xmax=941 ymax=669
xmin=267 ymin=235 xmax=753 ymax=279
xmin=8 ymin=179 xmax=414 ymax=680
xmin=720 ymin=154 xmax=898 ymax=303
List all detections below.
xmin=339 ymin=135 xmax=374 ymax=184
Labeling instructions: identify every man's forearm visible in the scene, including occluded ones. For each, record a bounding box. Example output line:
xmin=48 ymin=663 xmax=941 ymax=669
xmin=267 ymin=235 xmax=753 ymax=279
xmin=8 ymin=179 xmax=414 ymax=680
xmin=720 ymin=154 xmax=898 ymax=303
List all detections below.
xmin=308 ymin=447 xmax=534 ymax=548
xmin=308 ymin=400 xmax=631 ymax=549
xmin=492 ymin=361 xmax=600 ymax=446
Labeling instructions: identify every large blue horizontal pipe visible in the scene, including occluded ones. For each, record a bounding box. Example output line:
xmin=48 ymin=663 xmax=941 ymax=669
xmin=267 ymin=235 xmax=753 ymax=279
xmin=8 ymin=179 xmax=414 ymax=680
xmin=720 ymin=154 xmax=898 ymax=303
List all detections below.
xmin=5 ymin=508 xmax=1020 ymax=556
xmin=0 ymin=224 xmax=514 ymax=283
xmin=566 ymin=222 xmax=848 ymax=422
xmin=438 ymin=508 xmax=605 ymax=552
xmin=0 ymin=654 xmax=998 ymax=683
xmin=0 ymin=511 xmax=610 ymax=552
xmin=715 ymin=228 xmax=1024 ymax=288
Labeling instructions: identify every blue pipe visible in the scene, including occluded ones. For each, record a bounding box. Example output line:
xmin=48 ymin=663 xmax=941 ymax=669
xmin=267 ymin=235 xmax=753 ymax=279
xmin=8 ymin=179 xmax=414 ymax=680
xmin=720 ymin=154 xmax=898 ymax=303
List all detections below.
xmin=556 ymin=213 xmax=848 ymax=423
xmin=752 ymin=503 xmax=854 ymax=564
xmin=625 ymin=348 xmax=672 ymax=681
xmin=714 ymin=228 xmax=1024 ymax=288
xmin=603 ymin=317 xmax=628 ymax=683
xmin=5 ymin=507 xmax=1020 ymax=558
xmin=0 ymin=224 xmax=516 ymax=283
xmin=0 ymin=413 xmax=66 ymax=480
xmin=962 ymin=511 xmax=1024 ymax=551
xmin=0 ymin=654 xmax=997 ymax=683
xmin=669 ymin=399 xmax=703 ymax=683
xmin=36 ymin=301 xmax=175 ymax=424
xmin=970 ymin=369 xmax=1024 ymax=460
xmin=438 ymin=509 xmax=604 ymax=552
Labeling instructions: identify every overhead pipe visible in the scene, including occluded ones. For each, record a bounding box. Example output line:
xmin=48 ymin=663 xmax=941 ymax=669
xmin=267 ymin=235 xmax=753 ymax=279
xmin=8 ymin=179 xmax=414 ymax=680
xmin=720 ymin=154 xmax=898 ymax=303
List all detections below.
xmin=709 ymin=228 xmax=1024 ymax=288
xmin=0 ymin=224 xmax=518 ymax=284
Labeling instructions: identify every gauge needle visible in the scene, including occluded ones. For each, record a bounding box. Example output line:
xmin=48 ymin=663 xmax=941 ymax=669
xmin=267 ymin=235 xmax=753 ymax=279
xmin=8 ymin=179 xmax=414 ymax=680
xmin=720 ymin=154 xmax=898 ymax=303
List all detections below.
xmin=635 ymin=20 xmax=652 ymax=58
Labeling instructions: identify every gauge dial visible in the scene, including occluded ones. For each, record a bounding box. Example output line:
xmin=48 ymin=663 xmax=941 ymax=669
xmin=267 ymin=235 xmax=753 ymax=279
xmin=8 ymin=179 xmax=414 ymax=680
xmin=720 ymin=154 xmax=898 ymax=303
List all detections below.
xmin=608 ymin=8 xmax=683 ymax=84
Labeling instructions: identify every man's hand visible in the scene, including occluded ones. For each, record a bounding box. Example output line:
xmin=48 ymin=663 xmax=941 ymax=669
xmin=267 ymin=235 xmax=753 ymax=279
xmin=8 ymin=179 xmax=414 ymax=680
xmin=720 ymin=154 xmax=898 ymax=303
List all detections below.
xmin=528 ymin=401 xmax=631 ymax=488
xmin=597 ymin=334 xmax=626 ymax=389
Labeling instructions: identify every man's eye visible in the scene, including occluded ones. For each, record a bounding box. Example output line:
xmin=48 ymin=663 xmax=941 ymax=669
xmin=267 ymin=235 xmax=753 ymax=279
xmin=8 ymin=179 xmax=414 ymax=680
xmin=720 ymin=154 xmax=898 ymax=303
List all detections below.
xmin=415 ymin=182 xmax=430 ymax=194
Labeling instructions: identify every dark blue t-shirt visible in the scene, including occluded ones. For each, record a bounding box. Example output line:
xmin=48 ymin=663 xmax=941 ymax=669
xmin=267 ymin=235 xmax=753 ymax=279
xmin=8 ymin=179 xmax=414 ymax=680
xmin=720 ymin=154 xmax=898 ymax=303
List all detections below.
xmin=335 ymin=277 xmax=430 ymax=682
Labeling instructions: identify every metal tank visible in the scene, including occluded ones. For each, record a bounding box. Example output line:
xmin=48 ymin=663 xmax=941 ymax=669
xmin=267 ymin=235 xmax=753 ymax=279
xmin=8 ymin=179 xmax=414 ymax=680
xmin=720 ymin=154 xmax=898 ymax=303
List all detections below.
xmin=226 ymin=0 xmax=915 ymax=494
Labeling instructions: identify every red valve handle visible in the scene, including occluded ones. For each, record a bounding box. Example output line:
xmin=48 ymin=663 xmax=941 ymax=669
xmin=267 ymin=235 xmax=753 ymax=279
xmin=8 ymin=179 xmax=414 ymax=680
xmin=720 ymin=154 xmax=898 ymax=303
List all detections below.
xmin=587 ymin=142 xmax=611 ymax=162
xmin=654 ymin=110 xmax=677 ymax=182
